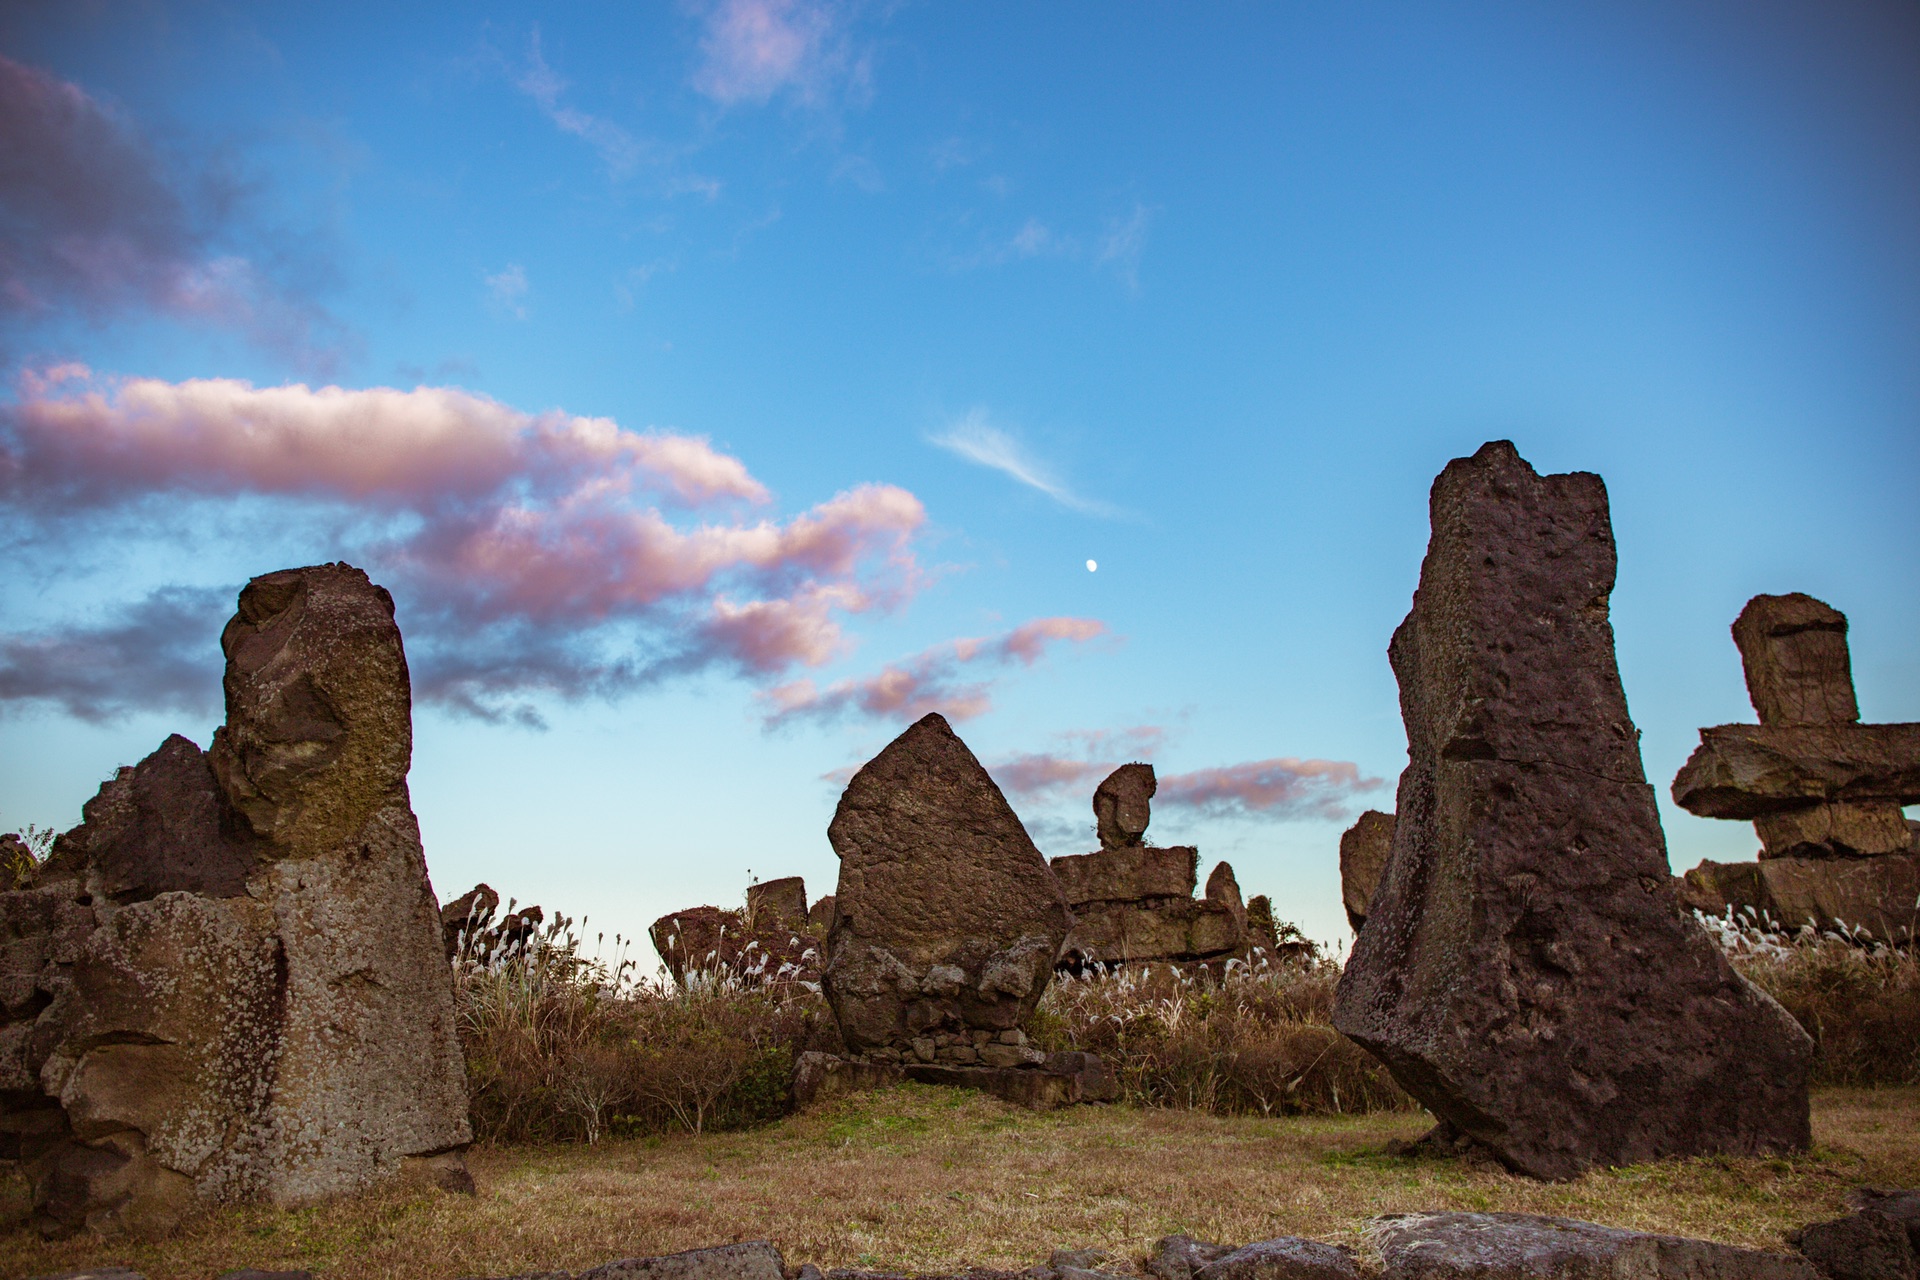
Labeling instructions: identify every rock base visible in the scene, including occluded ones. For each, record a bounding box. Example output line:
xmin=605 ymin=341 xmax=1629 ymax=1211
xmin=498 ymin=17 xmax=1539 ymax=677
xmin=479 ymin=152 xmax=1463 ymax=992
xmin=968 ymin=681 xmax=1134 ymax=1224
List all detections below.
xmin=1680 ymin=853 xmax=1919 ymax=943
xmin=791 ymin=1049 xmax=1117 ymax=1110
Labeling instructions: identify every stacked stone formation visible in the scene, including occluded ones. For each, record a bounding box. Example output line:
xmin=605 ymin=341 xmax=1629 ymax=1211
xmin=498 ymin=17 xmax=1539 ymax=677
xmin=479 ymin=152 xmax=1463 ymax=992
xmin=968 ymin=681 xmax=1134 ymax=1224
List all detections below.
xmin=1672 ymin=593 xmax=1920 ymax=941
xmin=821 ymin=713 xmax=1071 ymax=1067
xmin=1337 ymin=810 xmax=1396 ymax=934
xmin=1050 ymin=764 xmax=1251 ymax=969
xmin=0 ymin=563 xmax=470 ymax=1237
xmin=1332 ymin=441 xmax=1813 ymax=1180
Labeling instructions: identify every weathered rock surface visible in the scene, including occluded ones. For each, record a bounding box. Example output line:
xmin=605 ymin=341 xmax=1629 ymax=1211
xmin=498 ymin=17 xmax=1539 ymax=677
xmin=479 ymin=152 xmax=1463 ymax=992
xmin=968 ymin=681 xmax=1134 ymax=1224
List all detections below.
xmin=442 ymin=882 xmax=501 ymax=957
xmin=1679 ymin=854 xmax=1919 ymax=942
xmin=1332 ymin=442 xmax=1813 ymax=1180
xmin=1672 ymin=725 xmax=1920 ymax=821
xmin=1338 ymin=811 xmax=1395 ymax=934
xmin=822 ymin=713 xmax=1071 ymax=1053
xmin=1149 ymin=1236 xmax=1237 ymax=1280
xmin=1791 ymin=1211 xmax=1918 ymax=1280
xmin=1849 ymin=1192 xmax=1920 ymax=1253
xmin=1193 ymin=1239 xmax=1360 ymax=1280
xmin=1674 ymin=594 xmax=1917 ymax=860
xmin=747 ymin=876 xmax=809 ymax=930
xmin=578 ymin=1242 xmax=788 ymax=1280
xmin=649 ymin=902 xmax=818 ymax=988
xmin=0 ymin=563 xmax=470 ymax=1237
xmin=1369 ymin=1212 xmax=1820 ymax=1280
xmin=1094 ymin=763 xmax=1156 ymax=849
xmin=1052 ymin=845 xmax=1198 ymax=905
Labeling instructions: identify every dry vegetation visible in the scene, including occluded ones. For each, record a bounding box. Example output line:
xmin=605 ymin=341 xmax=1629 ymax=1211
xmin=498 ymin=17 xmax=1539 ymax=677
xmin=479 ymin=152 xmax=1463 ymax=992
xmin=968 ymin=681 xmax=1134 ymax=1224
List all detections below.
xmin=2 ymin=891 xmax=1914 ymax=1279
xmin=4 ymin=1085 xmax=1915 ymax=1280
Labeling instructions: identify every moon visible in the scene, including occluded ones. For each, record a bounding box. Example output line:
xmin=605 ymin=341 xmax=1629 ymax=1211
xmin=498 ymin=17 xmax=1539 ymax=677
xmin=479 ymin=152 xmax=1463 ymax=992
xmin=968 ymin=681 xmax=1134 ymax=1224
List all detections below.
xmin=1086 ymin=559 xmax=1098 ymax=573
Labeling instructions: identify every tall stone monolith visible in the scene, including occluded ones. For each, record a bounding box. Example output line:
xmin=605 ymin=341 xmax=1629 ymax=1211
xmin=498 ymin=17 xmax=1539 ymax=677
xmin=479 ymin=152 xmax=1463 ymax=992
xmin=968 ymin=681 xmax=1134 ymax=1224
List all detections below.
xmin=1332 ymin=441 xmax=1812 ymax=1180
xmin=0 ymin=563 xmax=470 ymax=1236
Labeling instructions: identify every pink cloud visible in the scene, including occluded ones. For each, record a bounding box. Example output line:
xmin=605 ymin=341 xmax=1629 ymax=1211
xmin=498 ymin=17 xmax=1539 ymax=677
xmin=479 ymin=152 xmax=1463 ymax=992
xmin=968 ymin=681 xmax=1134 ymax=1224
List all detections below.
xmin=981 ymin=727 xmax=1382 ymax=823
xmin=0 ymin=56 xmax=347 ymax=372
xmin=693 ymin=0 xmax=860 ymax=107
xmin=0 ymin=370 xmax=924 ymax=722
xmin=762 ymin=616 xmax=1108 ymax=727
xmin=1158 ymin=758 xmax=1387 ymax=821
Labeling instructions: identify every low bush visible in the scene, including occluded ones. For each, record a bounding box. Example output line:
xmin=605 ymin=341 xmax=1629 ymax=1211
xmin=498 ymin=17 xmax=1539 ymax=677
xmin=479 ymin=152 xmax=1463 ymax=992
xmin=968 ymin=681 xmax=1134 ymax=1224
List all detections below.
xmin=1028 ymin=956 xmax=1413 ymax=1116
xmin=454 ymin=912 xmax=828 ymax=1144
xmin=1702 ymin=910 xmax=1920 ymax=1087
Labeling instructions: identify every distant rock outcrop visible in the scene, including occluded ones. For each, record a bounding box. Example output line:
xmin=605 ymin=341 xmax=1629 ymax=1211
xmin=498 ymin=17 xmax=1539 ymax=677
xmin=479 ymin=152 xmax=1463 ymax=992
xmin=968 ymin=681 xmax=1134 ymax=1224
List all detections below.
xmin=0 ymin=564 xmax=471 ymax=1237
xmin=1332 ymin=442 xmax=1813 ymax=1180
xmin=649 ymin=885 xmax=819 ymax=990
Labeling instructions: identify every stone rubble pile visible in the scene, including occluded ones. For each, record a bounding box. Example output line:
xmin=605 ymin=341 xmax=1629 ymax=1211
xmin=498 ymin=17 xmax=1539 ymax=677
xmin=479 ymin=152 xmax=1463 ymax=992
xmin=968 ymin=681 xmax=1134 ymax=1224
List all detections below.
xmin=1672 ymin=593 xmax=1920 ymax=942
xmin=0 ymin=564 xmax=471 ymax=1238
xmin=1332 ymin=441 xmax=1814 ymax=1180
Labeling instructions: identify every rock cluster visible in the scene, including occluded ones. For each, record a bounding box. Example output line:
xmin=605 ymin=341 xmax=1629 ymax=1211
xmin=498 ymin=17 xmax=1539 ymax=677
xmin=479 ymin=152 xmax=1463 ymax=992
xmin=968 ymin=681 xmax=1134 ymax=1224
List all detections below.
xmin=1672 ymin=593 xmax=1919 ymax=941
xmin=648 ymin=876 xmax=825 ymax=989
xmin=1050 ymin=764 xmax=1256 ymax=970
xmin=0 ymin=564 xmax=471 ymax=1237
xmin=1368 ymin=1213 xmax=1818 ymax=1280
xmin=1332 ymin=441 xmax=1813 ymax=1180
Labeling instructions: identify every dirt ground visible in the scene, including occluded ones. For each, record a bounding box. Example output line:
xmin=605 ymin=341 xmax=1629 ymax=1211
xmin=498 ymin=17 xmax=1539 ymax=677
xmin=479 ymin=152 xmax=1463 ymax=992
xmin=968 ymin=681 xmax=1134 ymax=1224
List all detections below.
xmin=4 ymin=1086 xmax=1916 ymax=1280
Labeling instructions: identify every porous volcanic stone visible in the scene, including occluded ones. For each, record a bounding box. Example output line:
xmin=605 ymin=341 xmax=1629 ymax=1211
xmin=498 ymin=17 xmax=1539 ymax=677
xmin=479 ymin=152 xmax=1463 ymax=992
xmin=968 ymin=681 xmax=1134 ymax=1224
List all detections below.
xmin=822 ymin=713 xmax=1071 ymax=1053
xmin=1094 ymin=763 xmax=1156 ymax=849
xmin=1338 ymin=810 xmax=1395 ymax=934
xmin=1149 ymin=1236 xmax=1237 ymax=1280
xmin=1370 ymin=1212 xmax=1819 ymax=1280
xmin=1735 ymin=594 xmax=1860 ymax=726
xmin=747 ymin=876 xmax=809 ymax=930
xmin=577 ymin=1242 xmax=788 ymax=1280
xmin=1680 ymin=853 xmax=1918 ymax=943
xmin=1332 ymin=441 xmax=1813 ymax=1180
xmin=1050 ymin=845 xmax=1197 ymax=906
xmin=1194 ymin=1239 xmax=1361 ymax=1280
xmin=2 ymin=563 xmax=470 ymax=1237
xmin=1791 ymin=1212 xmax=1918 ymax=1280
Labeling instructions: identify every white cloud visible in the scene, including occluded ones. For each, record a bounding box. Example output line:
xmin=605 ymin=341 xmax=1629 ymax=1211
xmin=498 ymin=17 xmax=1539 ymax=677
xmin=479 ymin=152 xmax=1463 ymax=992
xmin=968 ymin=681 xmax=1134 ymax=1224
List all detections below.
xmin=485 ymin=263 xmax=529 ymax=319
xmin=927 ymin=410 xmax=1116 ymax=517
xmin=515 ymin=28 xmax=647 ymax=176
xmin=1096 ymin=202 xmax=1155 ymax=290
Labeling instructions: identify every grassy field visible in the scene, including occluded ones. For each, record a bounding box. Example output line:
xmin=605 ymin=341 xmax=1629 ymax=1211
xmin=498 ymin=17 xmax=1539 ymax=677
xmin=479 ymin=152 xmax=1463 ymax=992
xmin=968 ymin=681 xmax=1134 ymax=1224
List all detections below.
xmin=3 ymin=1085 xmax=1916 ymax=1280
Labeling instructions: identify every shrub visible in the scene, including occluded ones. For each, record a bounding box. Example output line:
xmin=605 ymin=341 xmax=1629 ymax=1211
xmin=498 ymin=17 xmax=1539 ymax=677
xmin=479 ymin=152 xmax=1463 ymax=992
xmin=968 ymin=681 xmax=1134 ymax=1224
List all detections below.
xmin=454 ymin=911 xmax=828 ymax=1144
xmin=1702 ymin=909 xmax=1920 ymax=1087
xmin=1028 ymin=956 xmax=1412 ymax=1116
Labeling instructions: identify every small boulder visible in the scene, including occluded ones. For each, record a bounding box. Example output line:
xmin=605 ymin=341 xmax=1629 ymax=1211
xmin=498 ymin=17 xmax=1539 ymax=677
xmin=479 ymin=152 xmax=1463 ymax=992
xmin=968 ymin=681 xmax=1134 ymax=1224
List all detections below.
xmin=1792 ymin=1212 xmax=1918 ymax=1280
xmin=1195 ymin=1239 xmax=1360 ymax=1280
xmin=1371 ymin=1212 xmax=1819 ymax=1280
xmin=1094 ymin=763 xmax=1156 ymax=849
xmin=1148 ymin=1235 xmax=1237 ymax=1280
xmin=577 ymin=1242 xmax=787 ymax=1280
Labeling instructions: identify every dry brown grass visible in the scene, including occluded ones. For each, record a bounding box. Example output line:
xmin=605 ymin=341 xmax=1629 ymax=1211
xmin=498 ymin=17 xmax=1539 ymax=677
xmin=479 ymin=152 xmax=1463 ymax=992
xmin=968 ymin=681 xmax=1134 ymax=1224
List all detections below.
xmin=4 ymin=1086 xmax=1914 ymax=1280
xmin=1031 ymin=959 xmax=1410 ymax=1116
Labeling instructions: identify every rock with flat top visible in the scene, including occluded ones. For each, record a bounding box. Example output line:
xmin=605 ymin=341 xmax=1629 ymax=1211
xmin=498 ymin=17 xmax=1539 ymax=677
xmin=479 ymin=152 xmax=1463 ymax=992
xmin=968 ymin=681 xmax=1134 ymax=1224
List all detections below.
xmin=1680 ymin=853 xmax=1918 ymax=943
xmin=1195 ymin=1239 xmax=1360 ymax=1280
xmin=1333 ymin=442 xmax=1813 ymax=1180
xmin=823 ymin=714 xmax=1071 ymax=1052
xmin=747 ymin=876 xmax=808 ymax=930
xmin=1051 ymin=846 xmax=1196 ymax=905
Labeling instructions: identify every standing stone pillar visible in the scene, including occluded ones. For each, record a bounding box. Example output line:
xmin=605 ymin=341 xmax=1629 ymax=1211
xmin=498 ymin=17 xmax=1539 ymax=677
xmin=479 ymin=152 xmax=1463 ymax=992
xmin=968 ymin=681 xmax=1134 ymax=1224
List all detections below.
xmin=1333 ymin=442 xmax=1812 ymax=1180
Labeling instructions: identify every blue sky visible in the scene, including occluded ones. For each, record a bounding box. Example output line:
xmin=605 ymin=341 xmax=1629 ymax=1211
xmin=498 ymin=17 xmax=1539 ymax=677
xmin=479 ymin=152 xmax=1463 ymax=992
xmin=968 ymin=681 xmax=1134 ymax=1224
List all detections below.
xmin=2 ymin=1 xmax=1915 ymax=963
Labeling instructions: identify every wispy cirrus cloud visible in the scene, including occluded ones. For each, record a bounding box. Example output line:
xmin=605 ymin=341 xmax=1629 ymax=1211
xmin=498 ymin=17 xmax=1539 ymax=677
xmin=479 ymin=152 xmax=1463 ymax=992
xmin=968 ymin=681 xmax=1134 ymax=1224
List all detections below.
xmin=692 ymin=0 xmax=868 ymax=108
xmin=0 ymin=55 xmax=349 ymax=373
xmin=485 ymin=263 xmax=530 ymax=319
xmin=762 ymin=616 xmax=1108 ymax=727
xmin=0 ymin=366 xmax=925 ymax=724
xmin=928 ymin=409 xmax=1116 ymax=517
xmin=515 ymin=29 xmax=648 ymax=176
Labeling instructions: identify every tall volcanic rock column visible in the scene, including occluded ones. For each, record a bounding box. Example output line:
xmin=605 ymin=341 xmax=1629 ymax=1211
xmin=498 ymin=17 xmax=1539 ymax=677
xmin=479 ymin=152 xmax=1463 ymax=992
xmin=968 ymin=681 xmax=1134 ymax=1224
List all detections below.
xmin=822 ymin=713 xmax=1072 ymax=1054
xmin=1 ymin=564 xmax=470 ymax=1236
xmin=1332 ymin=442 xmax=1812 ymax=1180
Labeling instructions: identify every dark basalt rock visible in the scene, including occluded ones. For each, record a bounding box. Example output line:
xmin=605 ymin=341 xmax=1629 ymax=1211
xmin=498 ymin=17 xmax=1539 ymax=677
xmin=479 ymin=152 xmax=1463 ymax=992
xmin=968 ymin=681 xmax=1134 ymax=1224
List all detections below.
xmin=1193 ymin=1239 xmax=1361 ymax=1280
xmin=822 ymin=713 xmax=1071 ymax=1053
xmin=1338 ymin=810 xmax=1394 ymax=934
xmin=1332 ymin=441 xmax=1813 ymax=1180
xmin=1370 ymin=1212 xmax=1819 ymax=1280
xmin=1792 ymin=1212 xmax=1919 ymax=1280
xmin=1093 ymin=762 xmax=1155 ymax=849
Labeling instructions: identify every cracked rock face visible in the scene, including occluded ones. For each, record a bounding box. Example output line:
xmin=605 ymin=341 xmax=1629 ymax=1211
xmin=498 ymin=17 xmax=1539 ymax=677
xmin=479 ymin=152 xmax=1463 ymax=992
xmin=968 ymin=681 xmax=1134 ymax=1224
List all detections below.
xmin=1332 ymin=442 xmax=1813 ymax=1180
xmin=822 ymin=713 xmax=1071 ymax=1053
xmin=0 ymin=563 xmax=470 ymax=1237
